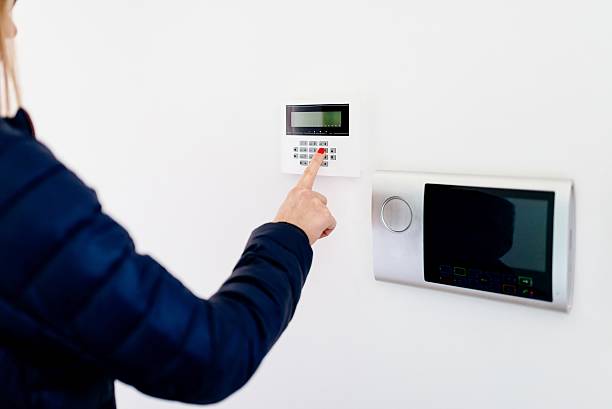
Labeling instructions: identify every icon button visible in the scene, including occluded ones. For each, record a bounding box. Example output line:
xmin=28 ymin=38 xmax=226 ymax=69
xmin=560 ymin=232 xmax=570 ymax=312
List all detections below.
xmin=439 ymin=265 xmax=452 ymax=276
xmin=453 ymin=267 xmax=467 ymax=277
xmin=518 ymin=276 xmax=533 ymax=287
xmin=502 ymin=284 xmax=516 ymax=295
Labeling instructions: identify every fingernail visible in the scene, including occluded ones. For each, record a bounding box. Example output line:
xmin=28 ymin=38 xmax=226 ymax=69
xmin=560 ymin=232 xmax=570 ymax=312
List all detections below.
xmin=317 ymin=148 xmax=325 ymax=155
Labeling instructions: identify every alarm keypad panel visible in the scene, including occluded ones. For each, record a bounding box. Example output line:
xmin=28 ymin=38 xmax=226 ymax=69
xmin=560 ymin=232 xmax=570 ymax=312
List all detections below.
xmin=282 ymin=102 xmax=360 ymax=177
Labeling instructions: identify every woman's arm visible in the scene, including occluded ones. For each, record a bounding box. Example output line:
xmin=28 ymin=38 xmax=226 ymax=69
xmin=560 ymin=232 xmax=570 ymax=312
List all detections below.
xmin=0 ymin=137 xmax=332 ymax=404
xmin=68 ymin=216 xmax=312 ymax=404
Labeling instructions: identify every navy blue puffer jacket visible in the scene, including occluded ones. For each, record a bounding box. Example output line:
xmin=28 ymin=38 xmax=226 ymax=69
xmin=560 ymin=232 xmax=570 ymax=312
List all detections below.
xmin=0 ymin=110 xmax=313 ymax=409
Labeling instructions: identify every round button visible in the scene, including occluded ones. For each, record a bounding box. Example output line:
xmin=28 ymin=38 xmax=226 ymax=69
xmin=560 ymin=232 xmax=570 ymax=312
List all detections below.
xmin=381 ymin=196 xmax=413 ymax=233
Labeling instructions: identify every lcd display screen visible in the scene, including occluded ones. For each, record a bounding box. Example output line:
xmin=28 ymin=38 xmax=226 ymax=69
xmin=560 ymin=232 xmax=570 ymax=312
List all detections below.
xmin=291 ymin=111 xmax=342 ymax=128
xmin=423 ymin=184 xmax=555 ymax=302
xmin=286 ymin=104 xmax=349 ymax=136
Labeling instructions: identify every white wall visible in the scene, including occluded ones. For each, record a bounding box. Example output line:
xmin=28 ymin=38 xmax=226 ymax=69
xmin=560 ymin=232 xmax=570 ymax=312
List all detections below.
xmin=15 ymin=1 xmax=612 ymax=408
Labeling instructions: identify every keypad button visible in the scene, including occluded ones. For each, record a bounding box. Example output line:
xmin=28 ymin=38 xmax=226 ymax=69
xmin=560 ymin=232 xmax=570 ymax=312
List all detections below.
xmin=299 ymin=141 xmax=308 ymax=146
xmin=299 ymin=154 xmax=307 ymax=159
xmin=308 ymin=154 xmax=313 ymax=159
xmin=299 ymin=160 xmax=308 ymax=166
xmin=319 ymin=141 xmax=328 ymax=146
xmin=518 ymin=276 xmax=533 ymax=287
xmin=324 ymin=154 xmax=329 ymax=160
xmin=309 ymin=141 xmax=318 ymax=146
xmin=330 ymin=148 xmax=337 ymax=153
xmin=309 ymin=147 xmax=317 ymax=153
xmin=299 ymin=147 xmax=308 ymax=152
xmin=330 ymin=154 xmax=337 ymax=160
xmin=293 ymin=153 xmax=298 ymax=159
xmin=293 ymin=147 xmax=299 ymax=152
xmin=322 ymin=161 xmax=329 ymax=167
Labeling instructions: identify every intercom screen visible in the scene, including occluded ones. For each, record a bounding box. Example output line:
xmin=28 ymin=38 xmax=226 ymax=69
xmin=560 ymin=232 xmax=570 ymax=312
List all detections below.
xmin=423 ymin=184 xmax=555 ymax=302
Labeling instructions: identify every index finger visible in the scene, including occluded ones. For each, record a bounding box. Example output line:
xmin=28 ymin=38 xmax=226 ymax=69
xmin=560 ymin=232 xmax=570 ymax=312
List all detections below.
xmin=297 ymin=148 xmax=325 ymax=190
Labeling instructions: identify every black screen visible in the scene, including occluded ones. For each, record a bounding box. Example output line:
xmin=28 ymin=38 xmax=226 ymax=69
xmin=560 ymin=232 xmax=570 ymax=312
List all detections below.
xmin=423 ymin=184 xmax=555 ymax=302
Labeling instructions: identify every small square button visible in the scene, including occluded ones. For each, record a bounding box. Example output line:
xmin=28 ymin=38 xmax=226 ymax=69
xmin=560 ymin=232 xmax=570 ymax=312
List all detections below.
xmin=299 ymin=147 xmax=308 ymax=152
xmin=453 ymin=267 xmax=467 ymax=277
xmin=293 ymin=147 xmax=299 ymax=152
xmin=322 ymin=161 xmax=329 ymax=167
xmin=330 ymin=148 xmax=337 ymax=153
xmin=299 ymin=141 xmax=308 ymax=146
xmin=323 ymin=154 xmax=329 ymax=160
xmin=299 ymin=154 xmax=307 ymax=159
xmin=309 ymin=147 xmax=317 ymax=153
xmin=308 ymin=141 xmax=318 ymax=146
xmin=330 ymin=154 xmax=337 ymax=160
xmin=502 ymin=284 xmax=516 ymax=295
xmin=293 ymin=153 xmax=298 ymax=159
xmin=299 ymin=160 xmax=308 ymax=166
xmin=319 ymin=141 xmax=328 ymax=146
xmin=308 ymin=154 xmax=313 ymax=159
xmin=439 ymin=265 xmax=453 ymax=277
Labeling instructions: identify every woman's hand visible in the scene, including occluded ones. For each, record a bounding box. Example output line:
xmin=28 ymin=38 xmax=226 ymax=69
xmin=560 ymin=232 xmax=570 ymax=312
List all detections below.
xmin=274 ymin=149 xmax=337 ymax=245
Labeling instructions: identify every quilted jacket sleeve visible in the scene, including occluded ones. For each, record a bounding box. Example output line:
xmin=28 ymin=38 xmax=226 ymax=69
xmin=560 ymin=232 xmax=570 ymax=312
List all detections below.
xmin=0 ymin=136 xmax=313 ymax=404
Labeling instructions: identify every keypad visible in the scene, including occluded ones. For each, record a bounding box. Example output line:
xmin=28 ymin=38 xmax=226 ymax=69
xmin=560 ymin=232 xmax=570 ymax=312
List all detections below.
xmin=292 ymin=140 xmax=338 ymax=168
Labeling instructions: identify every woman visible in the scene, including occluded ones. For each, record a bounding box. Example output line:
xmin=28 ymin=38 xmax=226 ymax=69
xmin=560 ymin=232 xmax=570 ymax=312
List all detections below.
xmin=0 ymin=1 xmax=336 ymax=408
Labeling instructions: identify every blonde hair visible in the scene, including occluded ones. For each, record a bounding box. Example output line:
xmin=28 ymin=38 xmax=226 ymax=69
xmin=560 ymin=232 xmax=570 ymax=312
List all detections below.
xmin=0 ymin=0 xmax=21 ymax=116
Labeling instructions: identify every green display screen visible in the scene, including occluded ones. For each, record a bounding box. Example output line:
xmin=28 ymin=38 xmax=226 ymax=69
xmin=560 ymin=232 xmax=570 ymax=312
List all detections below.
xmin=291 ymin=111 xmax=342 ymax=128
